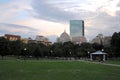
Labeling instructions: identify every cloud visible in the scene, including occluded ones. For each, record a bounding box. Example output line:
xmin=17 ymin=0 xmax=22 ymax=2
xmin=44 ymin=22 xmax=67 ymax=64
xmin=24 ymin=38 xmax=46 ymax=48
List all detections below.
xmin=117 ymin=0 xmax=120 ymax=7
xmin=0 ymin=23 xmax=38 ymax=38
xmin=0 ymin=0 xmax=120 ymax=42
xmin=31 ymin=0 xmax=76 ymax=23
xmin=85 ymin=9 xmax=120 ymax=40
xmin=31 ymin=0 xmax=102 ymax=23
xmin=0 ymin=0 xmax=33 ymax=23
xmin=31 ymin=0 xmax=117 ymax=23
xmin=14 ymin=18 xmax=68 ymax=36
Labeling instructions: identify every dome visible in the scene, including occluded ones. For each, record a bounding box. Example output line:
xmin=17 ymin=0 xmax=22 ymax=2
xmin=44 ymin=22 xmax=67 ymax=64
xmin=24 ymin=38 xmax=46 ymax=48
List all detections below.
xmin=58 ymin=31 xmax=71 ymax=43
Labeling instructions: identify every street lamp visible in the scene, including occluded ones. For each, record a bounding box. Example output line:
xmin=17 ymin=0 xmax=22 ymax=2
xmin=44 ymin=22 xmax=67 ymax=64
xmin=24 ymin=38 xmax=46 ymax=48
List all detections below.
xmin=24 ymin=48 xmax=27 ymax=51
xmin=51 ymin=50 xmax=53 ymax=54
xmin=88 ymin=51 xmax=90 ymax=60
xmin=102 ymin=49 xmax=104 ymax=52
xmin=24 ymin=48 xmax=27 ymax=60
xmin=69 ymin=51 xmax=71 ymax=60
xmin=50 ymin=50 xmax=53 ymax=58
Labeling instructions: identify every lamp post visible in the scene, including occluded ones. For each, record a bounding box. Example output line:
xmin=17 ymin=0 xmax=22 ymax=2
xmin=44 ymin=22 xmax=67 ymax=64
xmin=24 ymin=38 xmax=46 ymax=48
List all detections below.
xmin=50 ymin=50 xmax=53 ymax=58
xmin=101 ymin=49 xmax=105 ymax=61
xmin=70 ymin=51 xmax=71 ymax=60
xmin=24 ymin=48 xmax=27 ymax=60
xmin=88 ymin=51 xmax=90 ymax=59
xmin=102 ymin=49 xmax=104 ymax=52
xmin=24 ymin=48 xmax=27 ymax=51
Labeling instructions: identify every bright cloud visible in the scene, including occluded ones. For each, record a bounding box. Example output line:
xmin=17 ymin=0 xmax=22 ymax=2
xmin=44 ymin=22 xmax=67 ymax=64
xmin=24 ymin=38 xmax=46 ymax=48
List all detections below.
xmin=0 ymin=0 xmax=32 ymax=23
xmin=14 ymin=18 xmax=69 ymax=36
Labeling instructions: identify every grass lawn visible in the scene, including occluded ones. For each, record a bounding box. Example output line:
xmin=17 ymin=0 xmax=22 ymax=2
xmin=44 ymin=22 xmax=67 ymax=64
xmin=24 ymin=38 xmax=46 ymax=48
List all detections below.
xmin=105 ymin=60 xmax=120 ymax=65
xmin=0 ymin=60 xmax=120 ymax=80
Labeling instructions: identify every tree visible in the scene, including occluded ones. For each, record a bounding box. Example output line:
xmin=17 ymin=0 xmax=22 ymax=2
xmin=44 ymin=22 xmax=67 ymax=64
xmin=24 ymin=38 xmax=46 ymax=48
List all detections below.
xmin=50 ymin=43 xmax=63 ymax=57
xmin=34 ymin=46 xmax=41 ymax=59
xmin=62 ymin=42 xmax=74 ymax=58
xmin=104 ymin=46 xmax=113 ymax=58
xmin=27 ymin=43 xmax=36 ymax=57
xmin=75 ymin=43 xmax=94 ymax=58
xmin=0 ymin=37 xmax=10 ymax=59
xmin=11 ymin=40 xmax=23 ymax=56
xmin=111 ymin=32 xmax=120 ymax=57
xmin=92 ymin=43 xmax=104 ymax=51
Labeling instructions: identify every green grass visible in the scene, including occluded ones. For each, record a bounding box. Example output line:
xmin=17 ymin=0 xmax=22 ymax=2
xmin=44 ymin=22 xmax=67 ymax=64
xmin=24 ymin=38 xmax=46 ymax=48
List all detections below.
xmin=0 ymin=60 xmax=120 ymax=80
xmin=105 ymin=60 xmax=120 ymax=65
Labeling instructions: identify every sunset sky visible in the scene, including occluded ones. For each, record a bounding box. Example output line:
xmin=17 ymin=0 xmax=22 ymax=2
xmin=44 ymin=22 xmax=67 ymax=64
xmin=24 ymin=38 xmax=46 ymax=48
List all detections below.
xmin=0 ymin=0 xmax=120 ymax=42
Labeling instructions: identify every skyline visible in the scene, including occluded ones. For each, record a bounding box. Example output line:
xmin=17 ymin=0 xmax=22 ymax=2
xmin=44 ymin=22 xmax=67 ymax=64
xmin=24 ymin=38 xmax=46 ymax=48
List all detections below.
xmin=0 ymin=0 xmax=120 ymax=42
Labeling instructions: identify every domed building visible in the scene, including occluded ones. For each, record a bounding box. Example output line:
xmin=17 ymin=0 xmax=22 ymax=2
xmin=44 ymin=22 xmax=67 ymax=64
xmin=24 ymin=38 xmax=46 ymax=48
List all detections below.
xmin=57 ymin=31 xmax=71 ymax=43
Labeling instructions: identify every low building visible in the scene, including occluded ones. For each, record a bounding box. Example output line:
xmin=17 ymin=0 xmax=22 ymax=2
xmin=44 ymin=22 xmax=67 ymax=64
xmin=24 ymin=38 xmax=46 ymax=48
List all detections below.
xmin=35 ymin=35 xmax=52 ymax=45
xmin=91 ymin=34 xmax=104 ymax=44
xmin=27 ymin=37 xmax=37 ymax=44
xmin=4 ymin=34 xmax=21 ymax=41
xmin=103 ymin=36 xmax=111 ymax=47
xmin=21 ymin=38 xmax=29 ymax=44
xmin=28 ymin=40 xmax=37 ymax=44
xmin=91 ymin=36 xmax=101 ymax=44
xmin=72 ymin=36 xmax=87 ymax=44
xmin=91 ymin=34 xmax=111 ymax=47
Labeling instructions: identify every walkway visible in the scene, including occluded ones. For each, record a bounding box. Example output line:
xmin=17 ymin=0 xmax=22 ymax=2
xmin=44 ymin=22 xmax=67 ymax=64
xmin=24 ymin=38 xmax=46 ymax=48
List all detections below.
xmin=80 ymin=60 xmax=120 ymax=67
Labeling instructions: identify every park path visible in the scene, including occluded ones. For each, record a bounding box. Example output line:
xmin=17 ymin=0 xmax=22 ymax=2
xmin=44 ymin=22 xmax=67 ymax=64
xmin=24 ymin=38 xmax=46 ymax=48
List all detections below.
xmin=80 ymin=60 xmax=120 ymax=67
xmin=101 ymin=63 xmax=120 ymax=67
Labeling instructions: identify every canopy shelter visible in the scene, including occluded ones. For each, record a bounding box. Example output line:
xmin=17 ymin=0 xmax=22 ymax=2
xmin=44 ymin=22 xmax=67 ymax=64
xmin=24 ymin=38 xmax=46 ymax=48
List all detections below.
xmin=90 ymin=50 xmax=107 ymax=61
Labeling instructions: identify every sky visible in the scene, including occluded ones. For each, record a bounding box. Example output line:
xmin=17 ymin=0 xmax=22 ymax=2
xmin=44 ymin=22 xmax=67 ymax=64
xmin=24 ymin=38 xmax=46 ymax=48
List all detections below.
xmin=0 ymin=0 xmax=120 ymax=42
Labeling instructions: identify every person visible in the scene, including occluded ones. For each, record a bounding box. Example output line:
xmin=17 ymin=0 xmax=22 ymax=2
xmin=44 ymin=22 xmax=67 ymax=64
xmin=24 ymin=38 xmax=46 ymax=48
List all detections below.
xmin=99 ymin=58 xmax=104 ymax=62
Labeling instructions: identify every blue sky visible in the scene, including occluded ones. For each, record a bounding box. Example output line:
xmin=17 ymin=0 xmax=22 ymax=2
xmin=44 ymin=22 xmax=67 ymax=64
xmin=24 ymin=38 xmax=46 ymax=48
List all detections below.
xmin=0 ymin=0 xmax=10 ymax=4
xmin=0 ymin=0 xmax=120 ymax=42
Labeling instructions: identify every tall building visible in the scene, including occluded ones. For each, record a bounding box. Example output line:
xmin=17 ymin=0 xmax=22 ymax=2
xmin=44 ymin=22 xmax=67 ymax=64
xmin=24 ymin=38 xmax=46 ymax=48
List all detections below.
xmin=70 ymin=20 xmax=84 ymax=37
xmin=70 ymin=20 xmax=86 ymax=44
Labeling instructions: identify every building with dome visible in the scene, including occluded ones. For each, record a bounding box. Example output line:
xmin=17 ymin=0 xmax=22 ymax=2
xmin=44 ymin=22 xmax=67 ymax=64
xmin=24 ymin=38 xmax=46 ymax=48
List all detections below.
xmin=57 ymin=31 xmax=71 ymax=43
xmin=57 ymin=31 xmax=87 ymax=44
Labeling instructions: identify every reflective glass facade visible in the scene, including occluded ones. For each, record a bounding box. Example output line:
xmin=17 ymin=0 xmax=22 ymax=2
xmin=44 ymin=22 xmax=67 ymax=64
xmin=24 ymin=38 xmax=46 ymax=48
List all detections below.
xmin=70 ymin=20 xmax=84 ymax=37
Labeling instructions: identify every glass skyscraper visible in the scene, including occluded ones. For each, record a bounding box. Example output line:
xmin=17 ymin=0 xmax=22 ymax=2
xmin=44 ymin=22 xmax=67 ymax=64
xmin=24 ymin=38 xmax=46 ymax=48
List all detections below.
xmin=70 ymin=20 xmax=84 ymax=37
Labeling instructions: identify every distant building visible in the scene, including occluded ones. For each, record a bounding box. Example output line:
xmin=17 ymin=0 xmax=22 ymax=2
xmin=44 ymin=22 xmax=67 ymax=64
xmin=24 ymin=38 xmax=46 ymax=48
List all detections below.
xmin=91 ymin=34 xmax=104 ymax=44
xmin=21 ymin=37 xmax=36 ymax=44
xmin=70 ymin=20 xmax=86 ymax=44
xmin=103 ymin=36 xmax=111 ymax=47
xmin=36 ymin=35 xmax=48 ymax=42
xmin=28 ymin=40 xmax=37 ymax=44
xmin=21 ymin=38 xmax=29 ymax=44
xmin=57 ymin=31 xmax=87 ymax=44
xmin=35 ymin=35 xmax=52 ymax=45
xmin=72 ymin=36 xmax=87 ymax=44
xmin=70 ymin=20 xmax=84 ymax=37
xmin=57 ymin=31 xmax=71 ymax=43
xmin=91 ymin=34 xmax=111 ymax=47
xmin=4 ymin=34 xmax=21 ymax=41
